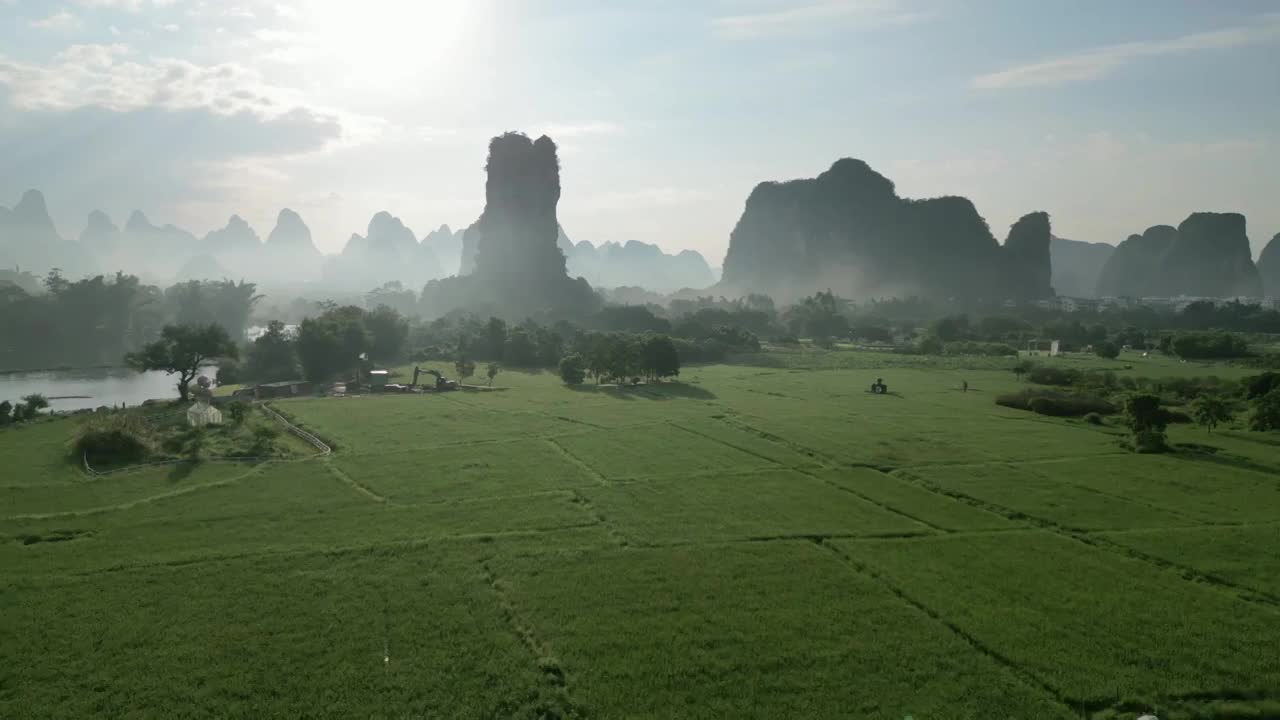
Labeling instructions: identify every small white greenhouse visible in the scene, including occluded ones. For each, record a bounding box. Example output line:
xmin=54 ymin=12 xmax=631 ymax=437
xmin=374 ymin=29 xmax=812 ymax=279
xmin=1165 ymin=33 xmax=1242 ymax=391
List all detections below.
xmin=186 ymin=401 xmax=223 ymax=427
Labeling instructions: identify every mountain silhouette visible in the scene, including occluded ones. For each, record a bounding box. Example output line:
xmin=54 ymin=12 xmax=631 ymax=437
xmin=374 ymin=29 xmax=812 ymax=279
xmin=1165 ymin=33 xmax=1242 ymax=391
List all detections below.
xmin=719 ymin=159 xmax=1053 ymax=301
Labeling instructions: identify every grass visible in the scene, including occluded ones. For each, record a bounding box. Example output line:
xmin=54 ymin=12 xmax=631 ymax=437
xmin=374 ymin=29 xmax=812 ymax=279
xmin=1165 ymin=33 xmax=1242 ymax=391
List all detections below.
xmin=3 ymin=353 xmax=1280 ymax=717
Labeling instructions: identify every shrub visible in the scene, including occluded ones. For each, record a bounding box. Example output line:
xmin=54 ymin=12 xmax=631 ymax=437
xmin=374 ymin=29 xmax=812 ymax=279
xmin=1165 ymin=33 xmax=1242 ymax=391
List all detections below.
xmin=1094 ymin=341 xmax=1120 ymax=359
xmin=216 ymin=359 xmax=241 ymax=386
xmin=917 ymin=335 xmax=944 ymax=355
xmin=72 ymin=414 xmax=155 ymax=464
xmin=1251 ymin=387 xmax=1280 ymax=431
xmin=1084 ymin=412 xmax=1104 ymax=425
xmin=250 ymin=423 xmax=280 ymax=456
xmin=1170 ymin=332 xmax=1250 ymax=359
xmin=996 ymin=389 xmax=1114 ymax=417
xmin=0 ymin=400 xmax=10 ymax=426
xmin=227 ymin=400 xmax=250 ymax=424
xmin=946 ymin=341 xmax=1017 ymax=357
xmin=1027 ymin=366 xmax=1081 ymax=386
xmin=1244 ymin=372 xmax=1280 ymax=400
xmin=1123 ymin=393 xmax=1168 ymax=453
xmin=558 ymin=354 xmax=587 ymax=385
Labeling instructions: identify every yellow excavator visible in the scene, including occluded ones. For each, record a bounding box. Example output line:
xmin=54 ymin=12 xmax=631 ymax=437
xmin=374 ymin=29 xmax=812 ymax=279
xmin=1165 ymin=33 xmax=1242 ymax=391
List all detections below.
xmin=411 ymin=366 xmax=458 ymax=391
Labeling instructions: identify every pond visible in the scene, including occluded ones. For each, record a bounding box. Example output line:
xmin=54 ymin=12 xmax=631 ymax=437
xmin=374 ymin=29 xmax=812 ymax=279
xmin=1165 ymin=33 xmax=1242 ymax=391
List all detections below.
xmin=0 ymin=367 xmax=199 ymax=412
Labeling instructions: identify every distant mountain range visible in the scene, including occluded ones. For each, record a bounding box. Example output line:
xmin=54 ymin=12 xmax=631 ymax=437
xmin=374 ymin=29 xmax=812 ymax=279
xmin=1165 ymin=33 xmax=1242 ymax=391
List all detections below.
xmin=4 ymin=185 xmax=1275 ymax=300
xmin=0 ymin=189 xmax=718 ymax=294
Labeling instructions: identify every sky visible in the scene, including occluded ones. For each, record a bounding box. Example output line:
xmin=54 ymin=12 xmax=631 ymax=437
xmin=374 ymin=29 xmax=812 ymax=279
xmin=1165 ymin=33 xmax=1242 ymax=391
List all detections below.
xmin=2 ymin=0 xmax=1279 ymax=264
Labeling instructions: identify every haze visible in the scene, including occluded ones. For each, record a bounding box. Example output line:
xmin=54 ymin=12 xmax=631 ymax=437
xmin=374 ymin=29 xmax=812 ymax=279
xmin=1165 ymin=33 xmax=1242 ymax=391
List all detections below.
xmin=3 ymin=0 xmax=1279 ymax=261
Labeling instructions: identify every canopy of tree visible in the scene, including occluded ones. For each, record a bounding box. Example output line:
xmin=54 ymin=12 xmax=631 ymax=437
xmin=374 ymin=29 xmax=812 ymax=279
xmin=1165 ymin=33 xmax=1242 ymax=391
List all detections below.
xmin=125 ymin=323 xmax=239 ymax=401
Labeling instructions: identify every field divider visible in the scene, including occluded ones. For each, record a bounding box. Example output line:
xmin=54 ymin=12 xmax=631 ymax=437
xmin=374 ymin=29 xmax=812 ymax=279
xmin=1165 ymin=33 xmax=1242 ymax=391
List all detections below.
xmin=324 ymin=462 xmax=386 ymax=503
xmin=891 ymin=468 xmax=1280 ymax=611
xmin=480 ymin=559 xmax=591 ymax=717
xmin=260 ymin=402 xmax=331 ymax=456
xmin=714 ymin=415 xmax=841 ymax=465
xmin=568 ymin=488 xmax=630 ymax=547
xmin=813 ymin=539 xmax=1089 ymax=717
xmin=10 ymin=463 xmax=268 ymax=521
xmin=795 ymin=466 xmax=950 ymax=534
xmin=542 ymin=437 xmax=609 ymax=486
xmin=667 ymin=421 xmax=791 ymax=468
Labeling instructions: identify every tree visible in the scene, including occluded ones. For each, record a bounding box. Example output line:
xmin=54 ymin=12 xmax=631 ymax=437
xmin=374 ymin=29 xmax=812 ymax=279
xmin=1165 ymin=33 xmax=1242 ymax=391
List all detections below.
xmin=296 ymin=306 xmax=369 ymax=382
xmin=918 ymin=335 xmax=944 ymax=355
xmin=1191 ymin=395 xmax=1232 ymax=434
xmin=1012 ymin=359 xmax=1033 ymax=381
xmin=366 ymin=304 xmax=409 ymax=363
xmin=126 ymin=323 xmax=238 ymax=401
xmin=1123 ymin=393 xmax=1168 ymax=453
xmin=454 ymin=355 xmax=476 ymax=384
xmin=639 ymin=335 xmax=680 ymax=381
xmin=15 ymin=393 xmax=49 ymax=421
xmin=484 ymin=316 xmax=508 ymax=360
xmin=0 ymin=400 xmax=11 ymax=426
xmin=1250 ymin=388 xmax=1280 ymax=432
xmin=486 ymin=362 xmax=500 ymax=386
xmin=559 ymin=353 xmax=587 ymax=385
xmin=243 ymin=320 xmax=300 ymax=382
xmin=1094 ymin=341 xmax=1120 ymax=360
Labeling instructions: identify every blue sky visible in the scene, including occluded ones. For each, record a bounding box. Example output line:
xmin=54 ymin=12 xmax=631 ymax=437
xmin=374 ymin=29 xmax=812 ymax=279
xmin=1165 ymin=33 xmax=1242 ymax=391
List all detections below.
xmin=2 ymin=0 xmax=1278 ymax=263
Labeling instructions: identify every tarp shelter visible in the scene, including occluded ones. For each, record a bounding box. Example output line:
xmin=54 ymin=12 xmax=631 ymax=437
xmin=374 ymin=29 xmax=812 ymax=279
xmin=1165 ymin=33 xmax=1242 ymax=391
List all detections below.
xmin=187 ymin=401 xmax=223 ymax=427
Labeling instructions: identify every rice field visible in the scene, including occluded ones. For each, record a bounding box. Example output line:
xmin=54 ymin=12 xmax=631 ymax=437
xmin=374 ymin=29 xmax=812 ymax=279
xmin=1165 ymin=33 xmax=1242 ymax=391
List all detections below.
xmin=2 ymin=357 xmax=1279 ymax=719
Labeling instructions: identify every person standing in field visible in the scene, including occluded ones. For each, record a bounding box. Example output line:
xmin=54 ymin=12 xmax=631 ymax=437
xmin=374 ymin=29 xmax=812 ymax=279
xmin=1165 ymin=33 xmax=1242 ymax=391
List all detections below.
xmin=962 ymin=379 xmax=968 ymax=393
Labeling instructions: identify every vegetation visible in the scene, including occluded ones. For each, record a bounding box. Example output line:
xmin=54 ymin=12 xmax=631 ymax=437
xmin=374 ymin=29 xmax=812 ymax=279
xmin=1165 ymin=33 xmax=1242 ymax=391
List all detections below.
xmin=6 ymin=341 xmax=1280 ymax=717
xmin=1190 ymin=396 xmax=1232 ymax=433
xmin=125 ymin=323 xmax=239 ymax=401
xmin=1124 ymin=393 xmax=1169 ymax=453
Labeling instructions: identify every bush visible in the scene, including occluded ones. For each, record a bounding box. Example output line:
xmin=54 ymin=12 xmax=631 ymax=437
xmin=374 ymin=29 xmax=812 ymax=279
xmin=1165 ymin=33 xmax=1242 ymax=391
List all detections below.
xmin=1123 ymin=393 xmax=1169 ymax=453
xmin=996 ymin=389 xmax=1114 ymax=417
xmin=1251 ymin=387 xmax=1280 ymax=431
xmin=558 ymin=353 xmax=587 ymax=385
xmin=1094 ymin=341 xmax=1120 ymax=359
xmin=1027 ymin=366 xmax=1081 ymax=386
xmin=216 ymin=359 xmax=241 ymax=385
xmin=1084 ymin=412 xmax=1104 ymax=425
xmin=72 ymin=414 xmax=154 ymax=464
xmin=227 ymin=400 xmax=250 ymax=424
xmin=1245 ymin=372 xmax=1280 ymax=400
xmin=917 ymin=335 xmax=944 ymax=355
xmin=249 ymin=423 xmax=280 ymax=456
xmin=945 ymin=341 xmax=1018 ymax=357
xmin=1171 ymin=332 xmax=1250 ymax=359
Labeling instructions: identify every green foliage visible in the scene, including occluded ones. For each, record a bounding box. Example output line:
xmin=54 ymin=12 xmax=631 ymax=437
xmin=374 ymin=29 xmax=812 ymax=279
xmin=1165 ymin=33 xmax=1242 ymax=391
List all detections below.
xmin=0 ymin=400 xmax=11 ymax=426
xmin=996 ymin=389 xmax=1115 ymax=417
xmin=215 ymin=358 xmax=241 ymax=386
xmin=227 ymin=400 xmax=250 ymax=425
xmin=1026 ymin=366 xmax=1080 ymax=386
xmin=917 ymin=335 xmax=944 ymax=355
xmin=1094 ymin=340 xmax=1120 ymax=359
xmin=558 ymin=353 xmax=587 ymax=385
xmin=485 ymin=362 xmax=500 ymax=386
xmin=1250 ymin=388 xmax=1280 ymax=431
xmin=365 ymin=304 xmax=410 ymax=362
xmin=1124 ymin=393 xmax=1168 ymax=452
xmin=454 ymin=355 xmax=476 ymax=383
xmin=638 ymin=335 xmax=681 ymax=381
xmin=784 ymin=290 xmax=848 ymax=339
xmin=1245 ymin=372 xmax=1280 ymax=400
xmin=945 ymin=341 xmax=1017 ymax=357
xmin=1083 ymin=412 xmax=1104 ymax=425
xmin=243 ymin=320 xmax=301 ymax=382
xmin=125 ymin=323 xmax=238 ymax=401
xmin=1171 ymin=331 xmax=1250 ymax=359
xmin=72 ymin=413 xmax=155 ymax=464
xmin=296 ymin=306 xmax=370 ymax=382
xmin=1190 ymin=395 xmax=1232 ymax=433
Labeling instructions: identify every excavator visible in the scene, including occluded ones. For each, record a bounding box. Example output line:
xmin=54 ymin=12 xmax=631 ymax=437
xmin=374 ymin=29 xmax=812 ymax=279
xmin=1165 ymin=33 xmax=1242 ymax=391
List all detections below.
xmin=411 ymin=366 xmax=458 ymax=392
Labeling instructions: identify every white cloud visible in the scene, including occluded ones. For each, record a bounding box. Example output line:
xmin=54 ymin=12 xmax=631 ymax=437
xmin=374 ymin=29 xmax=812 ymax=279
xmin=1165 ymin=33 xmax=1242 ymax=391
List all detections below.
xmin=581 ymin=187 xmax=707 ymax=212
xmin=712 ymin=0 xmax=931 ymax=40
xmin=974 ymin=14 xmax=1280 ymax=89
xmin=160 ymin=22 xmax=180 ymax=31
xmin=76 ymin=0 xmax=176 ymax=10
xmin=31 ymin=10 xmax=83 ymax=31
xmin=0 ymin=44 xmax=317 ymax=120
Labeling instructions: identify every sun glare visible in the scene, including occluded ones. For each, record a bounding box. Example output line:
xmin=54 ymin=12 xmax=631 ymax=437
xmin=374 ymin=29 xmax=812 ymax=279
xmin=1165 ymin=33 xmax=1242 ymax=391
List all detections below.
xmin=298 ymin=0 xmax=476 ymax=91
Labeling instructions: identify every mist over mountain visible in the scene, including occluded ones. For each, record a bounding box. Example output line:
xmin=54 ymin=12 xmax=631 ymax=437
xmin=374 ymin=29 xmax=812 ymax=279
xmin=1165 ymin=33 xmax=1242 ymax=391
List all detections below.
xmin=421 ymin=132 xmax=597 ymax=316
xmin=1095 ymin=215 xmax=1262 ymax=297
xmin=719 ymin=159 xmax=1053 ymax=302
xmin=0 ymin=190 xmax=90 ymax=276
xmin=423 ymin=224 xmax=463 ymax=276
xmin=1259 ymin=232 xmax=1280 ymax=297
xmin=323 ymin=211 xmax=442 ymax=291
xmin=565 ymin=238 xmax=716 ymax=292
xmin=1050 ymin=236 xmax=1114 ymax=298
